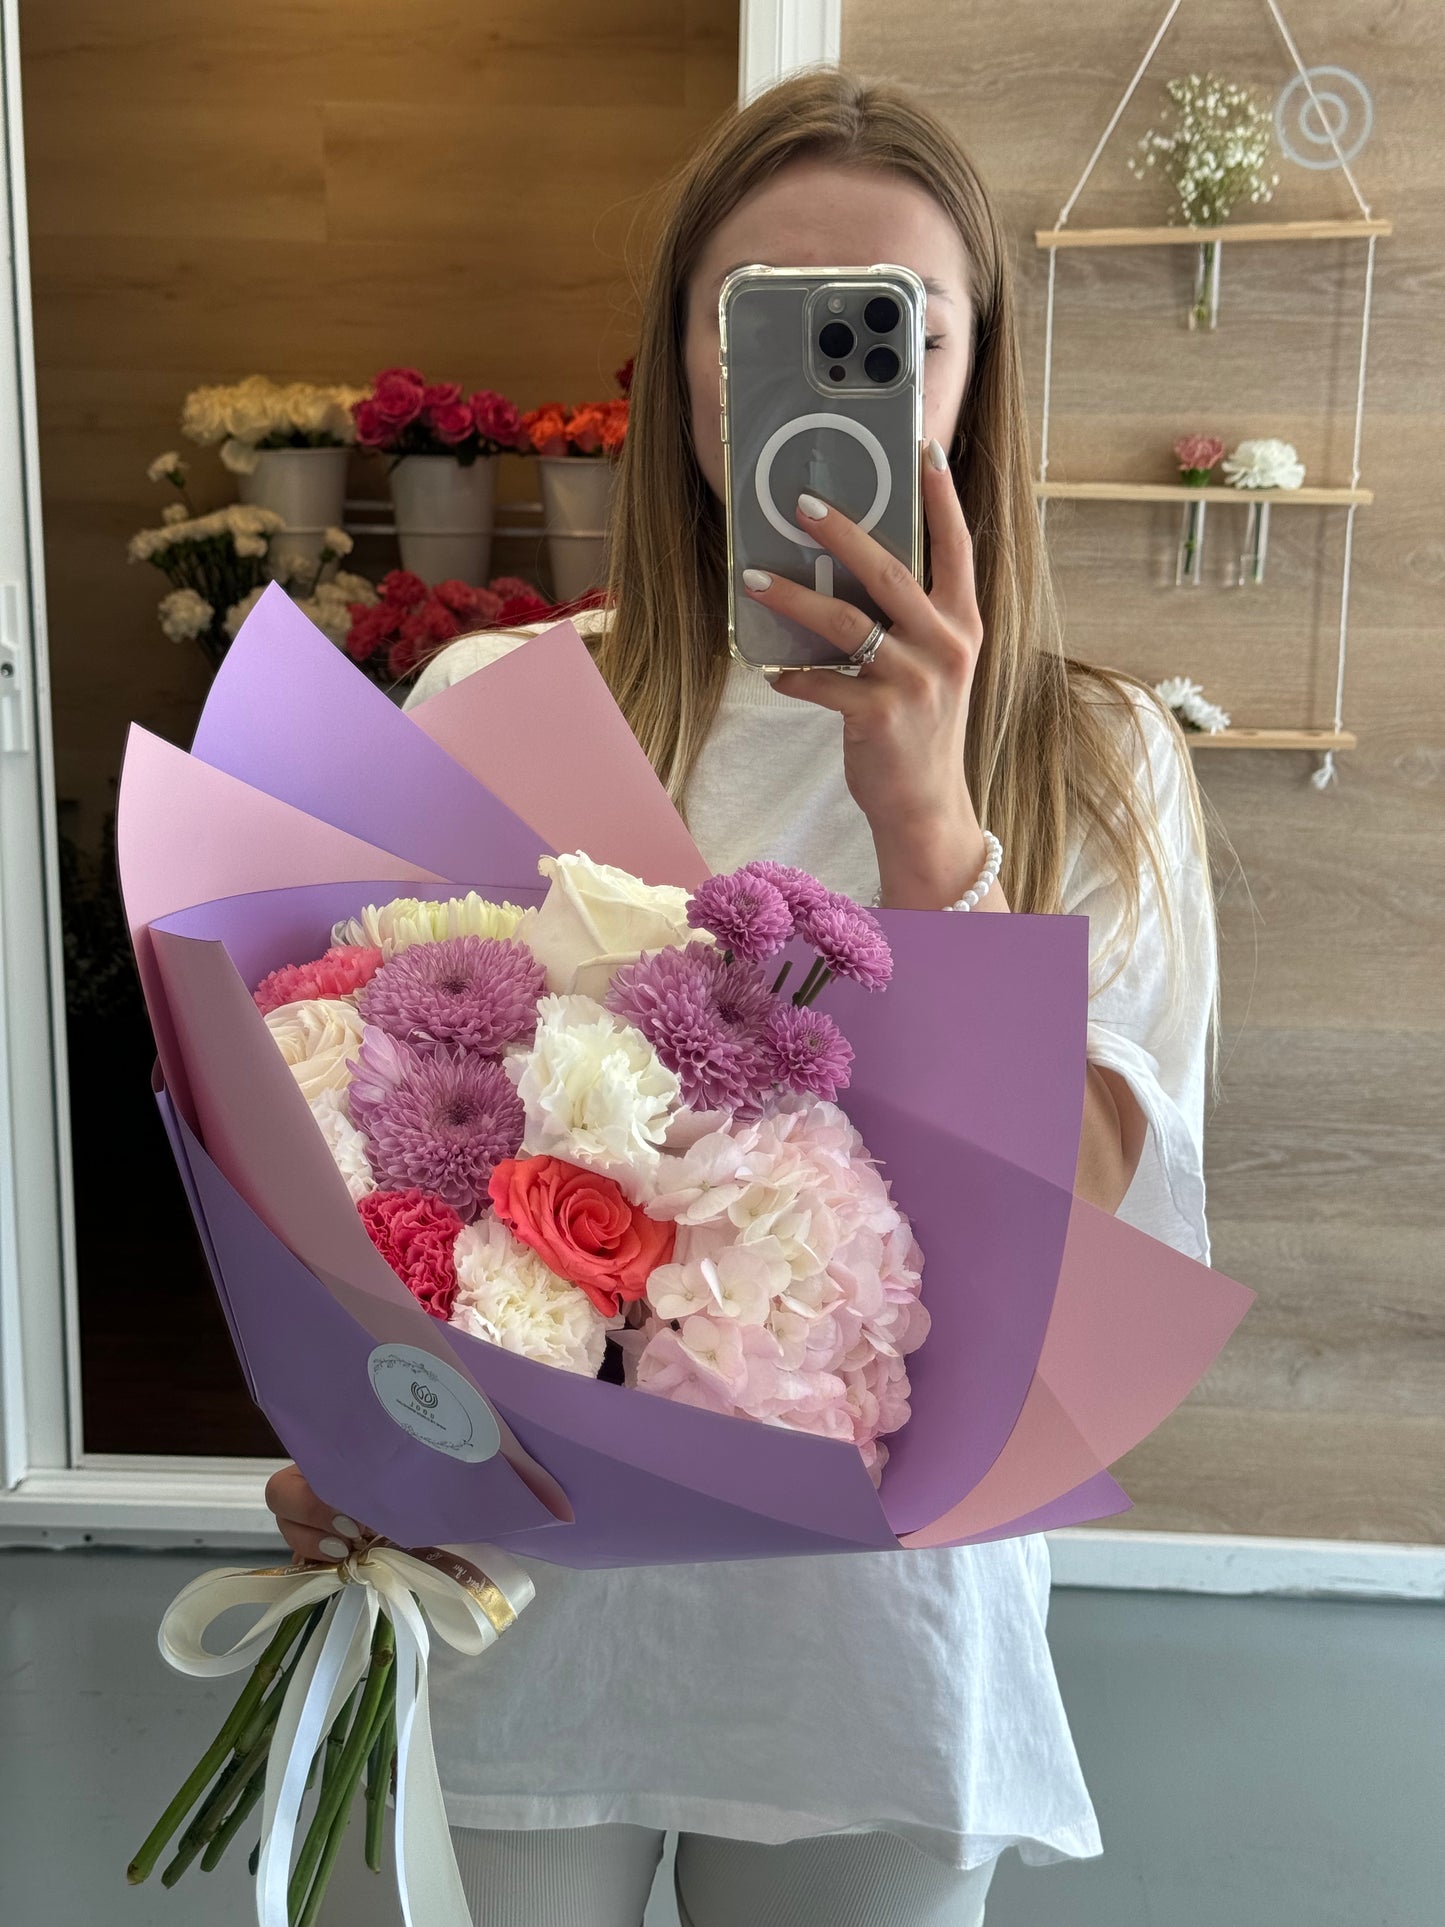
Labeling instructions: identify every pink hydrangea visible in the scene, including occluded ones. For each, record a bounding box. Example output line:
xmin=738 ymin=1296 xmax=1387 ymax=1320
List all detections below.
xmin=253 ymin=944 xmax=383 ymax=1016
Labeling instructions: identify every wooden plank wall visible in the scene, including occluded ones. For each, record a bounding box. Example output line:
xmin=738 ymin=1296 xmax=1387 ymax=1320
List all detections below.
xmin=843 ymin=0 xmax=1445 ymax=1541
xmin=18 ymin=0 xmax=738 ymax=839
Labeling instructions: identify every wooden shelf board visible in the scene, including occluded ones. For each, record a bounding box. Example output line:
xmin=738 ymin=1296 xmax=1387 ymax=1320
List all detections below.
xmin=1035 ymin=217 xmax=1392 ymax=250
xmin=1036 ymin=480 xmax=1372 ymax=506
xmin=1182 ymin=727 xmax=1358 ymax=751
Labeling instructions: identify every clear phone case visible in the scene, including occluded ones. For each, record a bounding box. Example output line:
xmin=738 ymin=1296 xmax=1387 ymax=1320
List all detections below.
xmin=720 ymin=263 xmax=926 ymax=671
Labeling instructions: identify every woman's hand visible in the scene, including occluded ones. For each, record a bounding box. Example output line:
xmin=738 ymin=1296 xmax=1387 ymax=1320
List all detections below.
xmin=743 ymin=437 xmax=992 ymax=909
xmin=264 ymin=1463 xmax=370 ymax=1565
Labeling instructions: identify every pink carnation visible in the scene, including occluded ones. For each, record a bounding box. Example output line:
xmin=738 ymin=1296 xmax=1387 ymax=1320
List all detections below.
xmin=1174 ymin=434 xmax=1225 ymax=476
xmin=357 ymin=1186 xmax=462 ymax=1319
xmin=253 ymin=944 xmax=384 ymax=1016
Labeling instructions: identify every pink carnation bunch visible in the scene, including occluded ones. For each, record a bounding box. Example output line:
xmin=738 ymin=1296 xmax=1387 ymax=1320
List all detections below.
xmin=252 ymin=943 xmax=383 ymax=1016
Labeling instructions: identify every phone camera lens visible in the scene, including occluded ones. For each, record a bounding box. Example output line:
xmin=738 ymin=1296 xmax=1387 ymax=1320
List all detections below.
xmin=828 ymin=364 xmax=847 ymax=382
xmin=818 ymin=320 xmax=855 ymax=359
xmin=864 ymin=345 xmax=901 ymax=384
xmin=863 ymin=295 xmax=900 ymax=334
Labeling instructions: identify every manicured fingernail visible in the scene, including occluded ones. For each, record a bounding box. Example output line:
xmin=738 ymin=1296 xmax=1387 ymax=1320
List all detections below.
xmin=318 ymin=1536 xmax=350 ymax=1560
xmin=742 ymin=569 xmax=773 ymax=591
xmin=926 ymin=437 xmax=949 ymax=471
xmin=797 ymin=492 xmax=828 ymax=520
xmin=331 ymin=1515 xmax=361 ymax=1540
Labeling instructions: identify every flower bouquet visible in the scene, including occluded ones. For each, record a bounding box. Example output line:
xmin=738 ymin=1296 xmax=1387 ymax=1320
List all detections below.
xmin=132 ymin=457 xmax=376 ymax=672
xmin=116 ymin=584 xmax=1252 ymax=1924
xmin=523 ymin=359 xmax=631 ymax=602
xmin=341 ymin=569 xmax=555 ymax=687
xmin=354 ymin=368 xmax=528 ymax=586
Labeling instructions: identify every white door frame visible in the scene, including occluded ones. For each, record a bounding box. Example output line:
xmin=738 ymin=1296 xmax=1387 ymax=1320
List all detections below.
xmin=0 ymin=0 xmax=1439 ymax=1601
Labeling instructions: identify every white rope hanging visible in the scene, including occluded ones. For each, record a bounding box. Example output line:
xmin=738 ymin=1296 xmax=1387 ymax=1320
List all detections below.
xmin=1035 ymin=0 xmax=1379 ymax=789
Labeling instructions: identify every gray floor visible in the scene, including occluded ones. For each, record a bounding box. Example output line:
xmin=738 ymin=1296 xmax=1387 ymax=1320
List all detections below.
xmin=1 ymin=1546 xmax=1440 ymax=1926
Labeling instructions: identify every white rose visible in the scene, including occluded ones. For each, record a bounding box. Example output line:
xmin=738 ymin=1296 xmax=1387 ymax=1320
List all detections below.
xmin=263 ymin=997 xmax=367 ymax=1104
xmin=220 ymin=436 xmax=261 ymax=475
xmin=157 ymin=587 xmax=214 ymax=642
xmin=514 ymin=851 xmax=706 ymax=1000
xmin=452 ymin=1216 xmax=621 ymax=1376
xmin=330 ymin=892 xmax=525 ymax=958
xmin=308 ymin=1088 xmax=375 ymax=1201
xmin=507 ymin=993 xmax=680 ymax=1194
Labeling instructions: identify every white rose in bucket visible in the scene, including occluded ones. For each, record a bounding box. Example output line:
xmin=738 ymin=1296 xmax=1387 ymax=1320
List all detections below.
xmin=514 ymin=852 xmax=708 ymax=1001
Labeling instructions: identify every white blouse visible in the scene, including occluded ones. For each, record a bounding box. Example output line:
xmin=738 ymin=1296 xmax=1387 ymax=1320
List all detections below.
xmin=403 ymin=618 xmax=1216 ymax=1870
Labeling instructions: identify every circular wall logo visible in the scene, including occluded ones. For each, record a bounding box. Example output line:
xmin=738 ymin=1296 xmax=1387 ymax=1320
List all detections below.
xmin=366 ymin=1348 xmax=502 ymax=1463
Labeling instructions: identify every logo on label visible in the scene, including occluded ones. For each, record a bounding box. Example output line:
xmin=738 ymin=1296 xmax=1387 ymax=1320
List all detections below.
xmin=367 ymin=1348 xmax=502 ymax=1464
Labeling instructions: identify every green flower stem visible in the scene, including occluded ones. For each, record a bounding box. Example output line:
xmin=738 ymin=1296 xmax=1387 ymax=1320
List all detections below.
xmin=791 ymin=957 xmax=828 ymax=1006
xmin=287 ymin=1621 xmax=396 ymax=1921
xmin=200 ymin=1773 xmax=265 ymax=1874
xmin=770 ymin=960 xmax=793 ymax=996
xmin=364 ymin=1670 xmax=398 ymax=1873
xmin=299 ymin=1658 xmax=397 ymax=1926
xmin=127 ymin=1605 xmax=313 ymax=1885
xmin=296 ymin=1790 xmax=356 ymax=1927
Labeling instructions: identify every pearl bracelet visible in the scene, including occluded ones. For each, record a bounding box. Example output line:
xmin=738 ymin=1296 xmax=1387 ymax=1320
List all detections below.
xmin=871 ymin=830 xmax=1003 ymax=912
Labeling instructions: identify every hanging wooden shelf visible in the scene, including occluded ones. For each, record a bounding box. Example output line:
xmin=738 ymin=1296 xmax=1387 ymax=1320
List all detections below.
xmin=1181 ymin=727 xmax=1358 ymax=751
xmin=1035 ymin=481 xmax=1372 ymax=506
xmin=1035 ymin=218 xmax=1393 ymax=250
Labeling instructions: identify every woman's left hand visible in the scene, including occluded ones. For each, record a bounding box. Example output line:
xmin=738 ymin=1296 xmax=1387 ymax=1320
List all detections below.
xmin=744 ymin=439 xmax=988 ymax=906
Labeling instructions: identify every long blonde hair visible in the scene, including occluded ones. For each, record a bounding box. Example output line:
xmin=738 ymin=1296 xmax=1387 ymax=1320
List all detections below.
xmin=591 ymin=69 xmax=1223 ymax=1100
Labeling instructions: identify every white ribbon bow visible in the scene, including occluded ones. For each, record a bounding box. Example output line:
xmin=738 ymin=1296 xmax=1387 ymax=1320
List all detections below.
xmin=159 ymin=1541 xmax=535 ymax=1927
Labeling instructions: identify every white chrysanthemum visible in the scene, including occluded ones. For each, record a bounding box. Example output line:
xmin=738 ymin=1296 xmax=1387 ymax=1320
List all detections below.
xmin=263 ymin=997 xmax=367 ymax=1105
xmin=147 ymin=450 xmax=186 ymax=483
xmin=156 ymin=587 xmax=214 ymax=642
xmin=1222 ymin=438 xmax=1305 ymax=491
xmin=224 ymin=586 xmax=266 ymax=640
xmin=330 ymin=892 xmax=525 ymax=958
xmin=308 ymin=1087 xmax=375 ymax=1202
xmin=507 ymin=993 xmax=680 ymax=1194
xmin=451 ymin=1216 xmax=620 ymax=1376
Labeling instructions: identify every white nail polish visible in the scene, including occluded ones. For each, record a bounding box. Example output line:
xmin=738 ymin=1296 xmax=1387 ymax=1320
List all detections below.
xmin=926 ymin=437 xmax=949 ymax=472
xmin=797 ymin=492 xmax=828 ymax=519
xmin=318 ymin=1536 xmax=350 ymax=1560
xmin=331 ymin=1515 xmax=361 ymax=1540
xmin=742 ymin=569 xmax=773 ymax=590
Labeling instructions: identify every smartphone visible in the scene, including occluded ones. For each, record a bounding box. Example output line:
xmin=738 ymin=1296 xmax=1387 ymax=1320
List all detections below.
xmin=719 ymin=263 xmax=927 ymax=672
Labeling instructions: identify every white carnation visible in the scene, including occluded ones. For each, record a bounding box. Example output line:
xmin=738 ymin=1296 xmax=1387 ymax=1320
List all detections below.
xmin=507 ymin=992 xmax=680 ymax=1194
xmin=156 ymin=587 xmax=214 ymax=642
xmin=308 ymin=1088 xmax=375 ymax=1201
xmin=224 ymin=586 xmax=267 ymax=639
xmin=263 ymin=997 xmax=367 ymax=1105
xmin=320 ymin=526 xmax=353 ymax=557
xmin=147 ymin=450 xmax=186 ymax=483
xmin=181 ymin=384 xmax=228 ymax=446
xmin=1222 ymin=438 xmax=1304 ymax=491
xmin=451 ymin=1216 xmax=620 ymax=1375
xmin=162 ymin=502 xmax=191 ymax=525
xmin=331 ymin=892 xmax=525 ymax=958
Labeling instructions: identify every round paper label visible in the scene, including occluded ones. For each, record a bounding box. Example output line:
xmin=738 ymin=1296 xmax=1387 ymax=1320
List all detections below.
xmin=366 ymin=1347 xmax=502 ymax=1464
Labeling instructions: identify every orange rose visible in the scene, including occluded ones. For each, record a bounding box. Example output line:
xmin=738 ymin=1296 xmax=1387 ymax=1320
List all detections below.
xmin=487 ymin=1155 xmax=674 ymax=1317
xmin=522 ymin=403 xmax=569 ymax=457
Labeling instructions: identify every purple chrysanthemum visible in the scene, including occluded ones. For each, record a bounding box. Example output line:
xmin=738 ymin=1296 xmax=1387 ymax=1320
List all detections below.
xmin=357 ymin=935 xmax=544 ymax=1057
xmin=605 ymin=942 xmax=774 ymax=1115
xmin=763 ymin=1004 xmax=855 ymax=1101
xmin=346 ymin=1027 xmax=523 ymax=1222
xmin=795 ymin=894 xmax=894 ymax=991
xmin=686 ymin=870 xmax=793 ymax=962
xmin=736 ymin=859 xmax=831 ymax=924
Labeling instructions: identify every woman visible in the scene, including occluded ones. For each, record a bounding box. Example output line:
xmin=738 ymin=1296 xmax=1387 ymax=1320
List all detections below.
xmin=267 ymin=69 xmax=1221 ymax=1927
